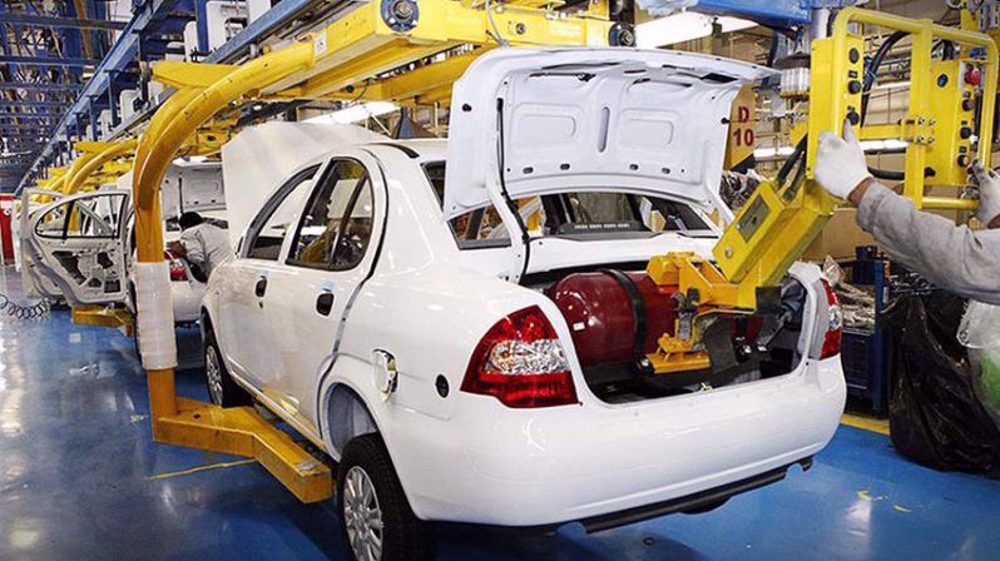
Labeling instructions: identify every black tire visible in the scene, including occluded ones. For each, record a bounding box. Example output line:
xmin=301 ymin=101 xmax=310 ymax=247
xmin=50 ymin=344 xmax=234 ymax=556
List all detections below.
xmin=129 ymin=283 xmax=142 ymax=362
xmin=337 ymin=434 xmax=434 ymax=561
xmin=203 ymin=327 xmax=251 ymax=407
xmin=131 ymin=314 xmax=143 ymax=362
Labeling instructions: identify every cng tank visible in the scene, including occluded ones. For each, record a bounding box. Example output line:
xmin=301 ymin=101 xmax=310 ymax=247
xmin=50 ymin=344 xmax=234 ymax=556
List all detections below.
xmin=547 ymin=271 xmax=678 ymax=367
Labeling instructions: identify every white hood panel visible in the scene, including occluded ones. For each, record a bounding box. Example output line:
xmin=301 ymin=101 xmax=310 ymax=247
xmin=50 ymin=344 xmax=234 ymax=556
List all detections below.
xmin=444 ymin=48 xmax=777 ymax=220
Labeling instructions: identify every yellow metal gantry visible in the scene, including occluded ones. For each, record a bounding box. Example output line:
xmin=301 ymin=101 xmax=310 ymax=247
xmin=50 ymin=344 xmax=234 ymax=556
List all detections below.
xmin=130 ymin=0 xmax=617 ymax=502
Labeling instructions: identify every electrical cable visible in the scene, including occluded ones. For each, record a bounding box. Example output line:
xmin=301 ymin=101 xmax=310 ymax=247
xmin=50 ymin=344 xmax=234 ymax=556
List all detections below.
xmin=776 ymin=135 xmax=808 ymax=187
xmin=484 ymin=0 xmax=509 ymax=47
xmin=870 ymin=168 xmax=905 ymax=181
xmin=766 ymin=32 xmax=780 ymax=68
xmin=860 ymin=31 xmax=910 ymax=182
xmin=861 ymin=31 xmax=908 ymax=124
xmin=0 ymin=293 xmax=51 ymax=320
xmin=495 ymin=98 xmax=531 ymax=282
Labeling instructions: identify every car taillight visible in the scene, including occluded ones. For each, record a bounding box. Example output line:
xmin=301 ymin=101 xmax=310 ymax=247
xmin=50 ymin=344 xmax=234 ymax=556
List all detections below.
xmin=461 ymin=306 xmax=578 ymax=408
xmin=165 ymin=251 xmax=188 ymax=282
xmin=819 ymin=278 xmax=842 ymax=359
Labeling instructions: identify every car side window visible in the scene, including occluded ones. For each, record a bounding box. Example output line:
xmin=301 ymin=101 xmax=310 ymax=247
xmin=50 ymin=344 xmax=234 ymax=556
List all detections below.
xmin=35 ymin=194 xmax=127 ymax=239
xmin=288 ymin=159 xmax=374 ymax=270
xmin=244 ymin=165 xmax=319 ymax=260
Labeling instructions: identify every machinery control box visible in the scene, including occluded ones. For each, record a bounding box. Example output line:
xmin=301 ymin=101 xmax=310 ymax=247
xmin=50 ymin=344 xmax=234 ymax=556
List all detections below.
xmin=806 ymin=33 xmax=865 ymax=178
xmin=925 ymin=58 xmax=984 ymax=187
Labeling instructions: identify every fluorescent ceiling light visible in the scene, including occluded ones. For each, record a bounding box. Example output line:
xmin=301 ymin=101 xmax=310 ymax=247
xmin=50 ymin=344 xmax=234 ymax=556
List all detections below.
xmin=873 ymin=80 xmax=910 ymax=91
xmin=864 ymin=139 xmax=909 ymax=151
xmin=172 ymin=155 xmax=209 ymax=166
xmin=636 ymin=12 xmax=757 ymax=48
xmin=753 ymin=146 xmax=795 ymax=159
xmin=754 ymin=139 xmax=908 ymax=159
xmin=305 ymin=101 xmax=398 ymax=125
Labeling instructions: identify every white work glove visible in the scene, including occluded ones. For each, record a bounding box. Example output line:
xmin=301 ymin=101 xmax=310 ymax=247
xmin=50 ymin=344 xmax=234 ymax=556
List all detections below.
xmin=814 ymin=120 xmax=872 ymax=200
xmin=969 ymin=160 xmax=1000 ymax=226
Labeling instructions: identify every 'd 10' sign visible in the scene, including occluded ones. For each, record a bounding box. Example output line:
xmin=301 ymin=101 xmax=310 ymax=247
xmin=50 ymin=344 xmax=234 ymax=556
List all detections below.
xmin=725 ymin=84 xmax=755 ymax=170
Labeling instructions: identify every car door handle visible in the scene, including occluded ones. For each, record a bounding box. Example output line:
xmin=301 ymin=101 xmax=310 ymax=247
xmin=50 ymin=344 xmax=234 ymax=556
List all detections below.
xmin=316 ymin=292 xmax=335 ymax=316
xmin=254 ymin=277 xmax=268 ymax=298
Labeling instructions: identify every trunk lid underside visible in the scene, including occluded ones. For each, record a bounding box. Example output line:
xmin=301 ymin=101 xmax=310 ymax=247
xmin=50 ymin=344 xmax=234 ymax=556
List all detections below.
xmin=444 ymin=48 xmax=778 ymax=220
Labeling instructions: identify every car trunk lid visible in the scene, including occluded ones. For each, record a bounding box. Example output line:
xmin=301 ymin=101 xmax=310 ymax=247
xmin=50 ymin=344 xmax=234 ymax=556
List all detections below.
xmin=443 ymin=48 xmax=777 ymax=221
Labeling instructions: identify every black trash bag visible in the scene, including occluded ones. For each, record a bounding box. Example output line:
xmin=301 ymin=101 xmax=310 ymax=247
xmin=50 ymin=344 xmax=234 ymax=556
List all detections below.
xmin=883 ymin=291 xmax=1000 ymax=478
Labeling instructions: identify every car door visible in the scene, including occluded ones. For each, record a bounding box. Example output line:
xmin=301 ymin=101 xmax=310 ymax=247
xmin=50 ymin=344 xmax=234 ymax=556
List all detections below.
xmin=18 ymin=189 xmax=67 ymax=299
xmin=26 ymin=190 xmax=131 ymax=306
xmin=260 ymin=152 xmax=385 ymax=434
xmin=213 ymin=164 xmax=322 ymax=386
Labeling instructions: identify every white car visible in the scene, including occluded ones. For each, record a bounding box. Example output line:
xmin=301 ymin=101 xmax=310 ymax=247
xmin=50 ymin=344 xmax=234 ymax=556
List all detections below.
xmin=202 ymin=48 xmax=846 ymax=561
xmin=21 ymin=163 xmax=227 ymax=328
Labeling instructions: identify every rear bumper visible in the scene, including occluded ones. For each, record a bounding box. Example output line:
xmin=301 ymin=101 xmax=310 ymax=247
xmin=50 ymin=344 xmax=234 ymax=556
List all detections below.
xmin=172 ymin=281 xmax=204 ymax=323
xmin=386 ymin=357 xmax=845 ymax=527
xmin=578 ymin=457 xmax=810 ymax=533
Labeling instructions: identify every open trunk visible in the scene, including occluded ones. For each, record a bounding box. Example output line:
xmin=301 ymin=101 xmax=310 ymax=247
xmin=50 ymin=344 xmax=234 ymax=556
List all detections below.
xmin=527 ymin=266 xmax=809 ymax=404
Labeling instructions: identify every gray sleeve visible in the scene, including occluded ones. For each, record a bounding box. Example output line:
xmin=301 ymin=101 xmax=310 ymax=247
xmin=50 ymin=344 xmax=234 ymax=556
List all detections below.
xmin=180 ymin=228 xmax=207 ymax=265
xmin=857 ymin=183 xmax=1000 ymax=305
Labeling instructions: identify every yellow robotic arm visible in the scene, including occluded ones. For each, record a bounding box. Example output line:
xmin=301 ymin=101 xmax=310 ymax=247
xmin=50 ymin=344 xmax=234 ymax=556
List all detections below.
xmin=645 ymin=7 xmax=998 ymax=374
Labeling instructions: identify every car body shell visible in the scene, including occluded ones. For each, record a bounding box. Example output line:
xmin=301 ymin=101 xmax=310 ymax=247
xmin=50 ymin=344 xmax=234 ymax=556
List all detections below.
xmin=203 ymin=137 xmax=845 ymax=527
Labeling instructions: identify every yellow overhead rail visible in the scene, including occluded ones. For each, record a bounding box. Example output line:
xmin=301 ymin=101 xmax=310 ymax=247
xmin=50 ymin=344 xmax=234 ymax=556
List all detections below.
xmin=65 ymin=139 xmax=137 ymax=194
xmin=646 ymin=7 xmax=997 ymax=372
xmin=132 ymin=0 xmax=619 ymax=503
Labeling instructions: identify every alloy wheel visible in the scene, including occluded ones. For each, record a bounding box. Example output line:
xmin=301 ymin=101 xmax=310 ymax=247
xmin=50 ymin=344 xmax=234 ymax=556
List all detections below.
xmin=205 ymin=345 xmax=224 ymax=405
xmin=343 ymin=465 xmax=384 ymax=561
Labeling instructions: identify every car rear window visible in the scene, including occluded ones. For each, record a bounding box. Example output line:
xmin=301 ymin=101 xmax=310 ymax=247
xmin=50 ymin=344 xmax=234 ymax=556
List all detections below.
xmin=422 ymin=161 xmax=711 ymax=249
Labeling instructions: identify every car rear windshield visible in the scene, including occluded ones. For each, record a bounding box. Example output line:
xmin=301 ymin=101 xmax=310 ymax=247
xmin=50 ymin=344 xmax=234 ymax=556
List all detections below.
xmin=422 ymin=161 xmax=712 ymax=249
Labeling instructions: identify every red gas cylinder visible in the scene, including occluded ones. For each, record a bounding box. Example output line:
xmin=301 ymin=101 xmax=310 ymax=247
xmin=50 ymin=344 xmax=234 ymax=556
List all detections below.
xmin=547 ymin=271 xmax=678 ymax=366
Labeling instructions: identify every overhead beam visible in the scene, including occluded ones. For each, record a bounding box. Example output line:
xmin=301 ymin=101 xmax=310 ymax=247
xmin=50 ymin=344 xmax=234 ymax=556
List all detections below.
xmin=0 ymin=100 xmax=71 ymax=109
xmin=0 ymin=55 xmax=101 ymax=67
xmin=0 ymin=81 xmax=82 ymax=92
xmin=0 ymin=13 xmax=128 ymax=31
xmin=0 ymin=114 xmax=62 ymax=120
xmin=17 ymin=0 xmax=190 ymax=192
xmin=0 ymin=112 xmax=67 ymax=119
xmin=205 ymin=0 xmax=315 ymax=63
xmin=0 ymin=129 xmax=50 ymax=135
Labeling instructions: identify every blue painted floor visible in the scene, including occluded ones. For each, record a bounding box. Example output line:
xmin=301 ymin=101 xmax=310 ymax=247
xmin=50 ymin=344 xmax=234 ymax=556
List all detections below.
xmin=1 ymin=265 xmax=998 ymax=561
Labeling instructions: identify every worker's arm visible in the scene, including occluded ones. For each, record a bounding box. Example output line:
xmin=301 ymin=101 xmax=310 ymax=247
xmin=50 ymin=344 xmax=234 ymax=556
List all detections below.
xmin=815 ymin=121 xmax=1000 ymax=305
xmin=179 ymin=228 xmax=207 ymax=266
xmin=853 ymin=182 xmax=1000 ymax=305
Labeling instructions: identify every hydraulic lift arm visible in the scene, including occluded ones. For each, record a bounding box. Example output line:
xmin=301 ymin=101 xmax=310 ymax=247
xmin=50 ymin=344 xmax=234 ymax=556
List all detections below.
xmin=646 ymin=7 xmax=999 ymax=374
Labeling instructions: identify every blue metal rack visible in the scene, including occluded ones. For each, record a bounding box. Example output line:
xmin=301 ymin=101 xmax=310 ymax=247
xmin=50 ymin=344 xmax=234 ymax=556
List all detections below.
xmin=839 ymin=246 xmax=890 ymax=415
xmin=15 ymin=0 xmax=321 ymax=193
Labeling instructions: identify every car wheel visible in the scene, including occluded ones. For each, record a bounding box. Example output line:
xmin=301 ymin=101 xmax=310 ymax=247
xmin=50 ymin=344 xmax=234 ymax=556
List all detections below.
xmin=203 ymin=329 xmax=250 ymax=407
xmin=337 ymin=434 xmax=434 ymax=561
xmin=129 ymin=283 xmax=142 ymax=362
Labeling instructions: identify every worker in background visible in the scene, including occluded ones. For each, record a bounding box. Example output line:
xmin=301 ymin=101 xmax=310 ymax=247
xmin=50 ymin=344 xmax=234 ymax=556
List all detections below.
xmin=814 ymin=120 xmax=1000 ymax=306
xmin=167 ymin=212 xmax=232 ymax=283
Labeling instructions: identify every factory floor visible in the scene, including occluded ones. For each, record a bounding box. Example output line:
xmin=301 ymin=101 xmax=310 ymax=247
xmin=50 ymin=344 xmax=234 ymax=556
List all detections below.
xmin=1 ymin=266 xmax=998 ymax=561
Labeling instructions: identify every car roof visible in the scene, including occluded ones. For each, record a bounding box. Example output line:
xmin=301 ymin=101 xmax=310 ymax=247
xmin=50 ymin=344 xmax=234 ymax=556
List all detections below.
xmin=362 ymin=138 xmax=447 ymax=161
